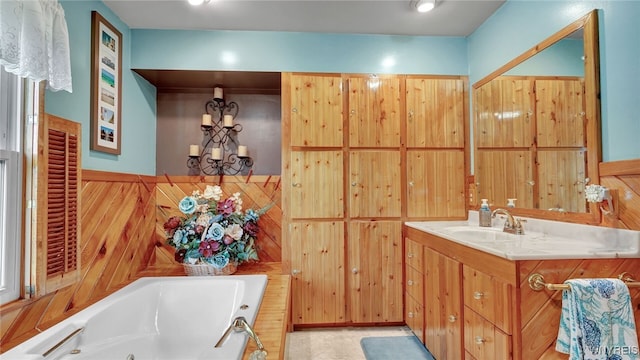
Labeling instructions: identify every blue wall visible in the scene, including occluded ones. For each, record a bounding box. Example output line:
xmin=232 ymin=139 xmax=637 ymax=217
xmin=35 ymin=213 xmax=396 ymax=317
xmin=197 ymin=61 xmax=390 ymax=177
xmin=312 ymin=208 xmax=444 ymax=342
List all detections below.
xmin=45 ymin=0 xmax=157 ymax=175
xmin=468 ymin=0 xmax=640 ymax=161
xmin=47 ymin=0 xmax=639 ymax=175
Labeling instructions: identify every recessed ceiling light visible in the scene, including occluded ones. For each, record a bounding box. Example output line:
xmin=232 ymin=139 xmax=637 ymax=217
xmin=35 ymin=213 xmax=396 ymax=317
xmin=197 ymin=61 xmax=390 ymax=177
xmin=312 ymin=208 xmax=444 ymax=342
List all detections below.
xmin=415 ymin=0 xmax=436 ymax=13
xmin=188 ymin=0 xmax=210 ymax=6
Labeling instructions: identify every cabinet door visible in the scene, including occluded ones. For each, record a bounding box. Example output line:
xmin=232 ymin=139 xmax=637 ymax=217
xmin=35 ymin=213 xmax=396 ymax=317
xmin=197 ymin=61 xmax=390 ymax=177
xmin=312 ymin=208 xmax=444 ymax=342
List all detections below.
xmin=407 ymin=150 xmax=466 ymax=218
xmin=290 ymin=150 xmax=344 ymax=218
xmin=348 ymin=76 xmax=401 ymax=147
xmin=535 ymin=79 xmax=585 ymax=147
xmin=290 ymin=221 xmax=346 ymax=325
xmin=349 ymin=150 xmax=401 ymax=218
xmin=464 ymin=306 xmax=512 ymax=360
xmin=475 ymin=78 xmax=534 ymax=148
xmin=406 ymin=77 xmax=465 ymax=148
xmin=537 ymin=149 xmax=587 ymax=213
xmin=475 ymin=149 xmax=534 ymax=209
xmin=290 ymin=73 xmax=343 ymax=147
xmin=424 ymin=248 xmax=463 ymax=360
xmin=348 ymin=221 xmax=403 ymax=323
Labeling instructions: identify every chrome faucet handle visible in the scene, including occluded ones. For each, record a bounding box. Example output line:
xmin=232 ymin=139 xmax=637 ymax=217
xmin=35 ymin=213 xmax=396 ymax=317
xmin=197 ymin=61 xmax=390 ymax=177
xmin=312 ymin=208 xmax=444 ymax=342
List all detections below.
xmin=514 ymin=218 xmax=526 ymax=235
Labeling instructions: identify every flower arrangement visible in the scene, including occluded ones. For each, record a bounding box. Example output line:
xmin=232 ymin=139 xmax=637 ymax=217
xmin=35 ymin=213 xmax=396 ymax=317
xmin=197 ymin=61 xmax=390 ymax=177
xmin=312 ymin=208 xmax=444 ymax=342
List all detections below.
xmin=163 ymin=185 xmax=268 ymax=270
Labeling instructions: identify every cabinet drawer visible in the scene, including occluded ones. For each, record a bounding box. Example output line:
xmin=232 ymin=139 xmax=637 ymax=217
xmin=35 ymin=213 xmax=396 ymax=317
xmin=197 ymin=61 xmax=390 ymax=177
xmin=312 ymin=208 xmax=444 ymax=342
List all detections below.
xmin=405 ymin=292 xmax=425 ymax=344
xmin=464 ymin=306 xmax=512 ymax=360
xmin=405 ymin=237 xmax=423 ymax=270
xmin=463 ymin=265 xmax=512 ymax=333
xmin=405 ymin=264 xmax=424 ymax=303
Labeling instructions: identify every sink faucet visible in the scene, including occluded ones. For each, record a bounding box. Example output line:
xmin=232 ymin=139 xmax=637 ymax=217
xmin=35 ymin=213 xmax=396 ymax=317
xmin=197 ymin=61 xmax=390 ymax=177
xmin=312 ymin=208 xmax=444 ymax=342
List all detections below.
xmin=215 ymin=316 xmax=267 ymax=359
xmin=491 ymin=208 xmax=525 ymax=235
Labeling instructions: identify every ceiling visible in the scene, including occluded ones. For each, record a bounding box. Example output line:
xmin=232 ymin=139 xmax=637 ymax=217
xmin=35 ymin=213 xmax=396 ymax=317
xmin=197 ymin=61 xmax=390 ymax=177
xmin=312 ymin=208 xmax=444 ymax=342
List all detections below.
xmin=109 ymin=0 xmax=505 ymax=91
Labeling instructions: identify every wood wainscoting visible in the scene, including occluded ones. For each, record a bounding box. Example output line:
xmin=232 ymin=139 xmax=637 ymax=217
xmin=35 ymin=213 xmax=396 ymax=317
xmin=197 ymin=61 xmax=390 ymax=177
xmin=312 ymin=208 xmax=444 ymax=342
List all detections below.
xmin=600 ymin=158 xmax=640 ymax=230
xmin=0 ymin=170 xmax=156 ymax=350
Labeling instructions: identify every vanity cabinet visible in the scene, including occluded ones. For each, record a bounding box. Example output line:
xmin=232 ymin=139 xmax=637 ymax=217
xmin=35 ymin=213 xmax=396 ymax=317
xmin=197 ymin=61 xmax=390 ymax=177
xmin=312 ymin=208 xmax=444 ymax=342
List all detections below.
xmin=404 ymin=224 xmax=640 ymax=360
xmin=405 ymin=237 xmax=425 ymax=342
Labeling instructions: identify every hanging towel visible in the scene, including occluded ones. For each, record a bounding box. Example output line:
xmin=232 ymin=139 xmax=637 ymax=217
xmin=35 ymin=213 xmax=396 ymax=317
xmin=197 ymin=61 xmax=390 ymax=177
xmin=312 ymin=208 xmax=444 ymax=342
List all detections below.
xmin=556 ymin=278 xmax=639 ymax=360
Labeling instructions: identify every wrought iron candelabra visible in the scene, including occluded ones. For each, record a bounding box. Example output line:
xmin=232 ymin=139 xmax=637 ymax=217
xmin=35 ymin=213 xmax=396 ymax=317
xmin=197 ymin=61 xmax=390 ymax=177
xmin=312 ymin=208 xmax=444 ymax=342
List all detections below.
xmin=187 ymin=91 xmax=253 ymax=175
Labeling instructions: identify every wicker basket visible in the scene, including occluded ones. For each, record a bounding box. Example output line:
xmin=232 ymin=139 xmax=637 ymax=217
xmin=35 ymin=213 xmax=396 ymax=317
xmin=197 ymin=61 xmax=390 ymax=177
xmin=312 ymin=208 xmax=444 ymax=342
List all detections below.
xmin=182 ymin=261 xmax=238 ymax=276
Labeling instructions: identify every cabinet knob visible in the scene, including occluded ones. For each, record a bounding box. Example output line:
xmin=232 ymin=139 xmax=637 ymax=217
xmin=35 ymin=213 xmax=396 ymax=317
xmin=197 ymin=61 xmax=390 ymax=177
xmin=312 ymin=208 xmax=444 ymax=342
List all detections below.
xmin=475 ymin=336 xmax=486 ymax=345
xmin=351 ymin=182 xmax=357 ymax=187
xmin=407 ymin=253 xmax=414 ymax=258
xmin=473 ymin=291 xmax=484 ymax=300
xmin=408 ymin=181 xmax=414 ymax=187
xmin=448 ymin=315 xmax=457 ymax=323
xmin=352 ymin=267 xmax=359 ymax=274
xmin=292 ymin=107 xmax=298 ymax=113
xmin=292 ymin=269 xmax=301 ymax=275
xmin=407 ymin=280 xmax=414 ymax=286
xmin=292 ymin=182 xmax=301 ymax=187
xmin=408 ymin=311 xmax=414 ymax=318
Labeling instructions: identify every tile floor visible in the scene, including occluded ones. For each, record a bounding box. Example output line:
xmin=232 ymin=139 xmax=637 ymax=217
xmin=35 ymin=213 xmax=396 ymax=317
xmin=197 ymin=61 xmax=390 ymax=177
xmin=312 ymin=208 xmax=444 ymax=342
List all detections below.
xmin=284 ymin=326 xmax=414 ymax=360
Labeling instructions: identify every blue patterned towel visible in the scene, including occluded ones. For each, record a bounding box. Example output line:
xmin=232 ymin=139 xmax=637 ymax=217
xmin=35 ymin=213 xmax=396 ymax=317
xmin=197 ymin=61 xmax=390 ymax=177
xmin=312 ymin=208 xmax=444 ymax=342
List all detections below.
xmin=556 ymin=278 xmax=639 ymax=360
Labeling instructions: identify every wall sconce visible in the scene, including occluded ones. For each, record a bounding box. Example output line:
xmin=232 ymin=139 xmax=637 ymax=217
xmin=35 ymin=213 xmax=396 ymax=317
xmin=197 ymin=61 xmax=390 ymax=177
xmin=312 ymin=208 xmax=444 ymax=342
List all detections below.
xmin=187 ymin=86 xmax=254 ymax=175
xmin=414 ymin=0 xmax=436 ymax=13
xmin=585 ymin=184 xmax=617 ymax=217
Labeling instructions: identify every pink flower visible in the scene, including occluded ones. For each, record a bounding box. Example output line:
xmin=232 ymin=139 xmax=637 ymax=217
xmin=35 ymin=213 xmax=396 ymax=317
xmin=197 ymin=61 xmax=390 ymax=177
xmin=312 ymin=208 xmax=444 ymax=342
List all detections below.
xmin=217 ymin=198 xmax=235 ymax=215
xmin=223 ymin=235 xmax=234 ymax=245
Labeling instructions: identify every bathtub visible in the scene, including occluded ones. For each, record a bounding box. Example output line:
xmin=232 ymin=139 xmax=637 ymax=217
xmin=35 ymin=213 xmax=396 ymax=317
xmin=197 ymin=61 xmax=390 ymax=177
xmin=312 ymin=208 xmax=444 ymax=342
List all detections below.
xmin=1 ymin=275 xmax=268 ymax=360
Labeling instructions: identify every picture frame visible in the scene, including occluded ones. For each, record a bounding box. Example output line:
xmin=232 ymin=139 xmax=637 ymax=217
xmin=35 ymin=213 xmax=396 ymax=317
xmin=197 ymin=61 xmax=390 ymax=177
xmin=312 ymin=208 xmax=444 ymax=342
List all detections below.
xmin=90 ymin=11 xmax=122 ymax=155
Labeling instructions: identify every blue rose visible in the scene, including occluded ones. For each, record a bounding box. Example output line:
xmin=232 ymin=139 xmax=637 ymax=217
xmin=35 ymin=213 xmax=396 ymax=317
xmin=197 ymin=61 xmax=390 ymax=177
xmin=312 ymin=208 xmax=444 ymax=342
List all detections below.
xmin=244 ymin=209 xmax=259 ymax=222
xmin=207 ymin=223 xmax=225 ymax=241
xmin=178 ymin=196 xmax=198 ymax=215
xmin=172 ymin=229 xmax=185 ymax=245
xmin=210 ymin=253 xmax=230 ymax=269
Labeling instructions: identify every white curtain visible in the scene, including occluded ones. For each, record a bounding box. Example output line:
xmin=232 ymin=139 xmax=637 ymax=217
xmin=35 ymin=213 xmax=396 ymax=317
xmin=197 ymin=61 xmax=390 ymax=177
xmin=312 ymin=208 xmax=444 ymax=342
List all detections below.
xmin=0 ymin=0 xmax=72 ymax=92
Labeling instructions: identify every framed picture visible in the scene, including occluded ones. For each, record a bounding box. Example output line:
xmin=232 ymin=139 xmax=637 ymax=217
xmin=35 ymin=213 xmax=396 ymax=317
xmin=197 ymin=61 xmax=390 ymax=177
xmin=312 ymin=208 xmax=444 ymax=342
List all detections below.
xmin=90 ymin=11 xmax=122 ymax=155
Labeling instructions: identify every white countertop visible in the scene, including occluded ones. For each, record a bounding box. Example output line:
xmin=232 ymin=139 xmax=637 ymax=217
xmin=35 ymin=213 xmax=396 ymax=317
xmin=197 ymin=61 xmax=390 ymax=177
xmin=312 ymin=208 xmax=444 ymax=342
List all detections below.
xmin=405 ymin=212 xmax=640 ymax=260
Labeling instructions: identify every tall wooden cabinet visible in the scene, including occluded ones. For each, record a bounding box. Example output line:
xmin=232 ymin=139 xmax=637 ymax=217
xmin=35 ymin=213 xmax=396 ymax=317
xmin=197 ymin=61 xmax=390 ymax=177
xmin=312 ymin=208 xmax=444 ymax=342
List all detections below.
xmin=283 ymin=72 xmax=468 ymax=326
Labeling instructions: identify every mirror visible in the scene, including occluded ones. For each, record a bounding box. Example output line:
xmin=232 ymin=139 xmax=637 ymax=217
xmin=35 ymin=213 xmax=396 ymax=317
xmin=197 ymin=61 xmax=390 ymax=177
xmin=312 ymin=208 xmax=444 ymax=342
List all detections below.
xmin=472 ymin=10 xmax=601 ymax=224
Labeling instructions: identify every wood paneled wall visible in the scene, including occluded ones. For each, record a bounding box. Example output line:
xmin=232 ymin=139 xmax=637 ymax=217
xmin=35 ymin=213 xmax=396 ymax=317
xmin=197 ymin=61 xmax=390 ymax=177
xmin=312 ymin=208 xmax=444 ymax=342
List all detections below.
xmin=153 ymin=175 xmax=282 ymax=264
xmin=1 ymin=170 xmax=156 ymax=350
xmin=600 ymin=158 xmax=640 ymax=230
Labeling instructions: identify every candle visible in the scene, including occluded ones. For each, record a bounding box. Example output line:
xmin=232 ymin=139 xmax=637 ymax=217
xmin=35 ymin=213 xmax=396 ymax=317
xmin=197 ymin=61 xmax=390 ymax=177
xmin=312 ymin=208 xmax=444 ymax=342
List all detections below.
xmin=211 ymin=147 xmax=222 ymax=160
xmin=202 ymin=114 xmax=212 ymax=126
xmin=238 ymin=145 xmax=248 ymax=157
xmin=223 ymin=115 xmax=233 ymax=128
xmin=213 ymin=87 xmax=223 ymax=100
xmin=189 ymin=144 xmax=200 ymax=156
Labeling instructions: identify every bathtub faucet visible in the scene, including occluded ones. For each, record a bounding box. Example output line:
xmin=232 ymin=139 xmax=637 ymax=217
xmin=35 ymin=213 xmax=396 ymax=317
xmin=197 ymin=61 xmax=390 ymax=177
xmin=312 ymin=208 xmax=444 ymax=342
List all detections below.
xmin=215 ymin=316 xmax=267 ymax=359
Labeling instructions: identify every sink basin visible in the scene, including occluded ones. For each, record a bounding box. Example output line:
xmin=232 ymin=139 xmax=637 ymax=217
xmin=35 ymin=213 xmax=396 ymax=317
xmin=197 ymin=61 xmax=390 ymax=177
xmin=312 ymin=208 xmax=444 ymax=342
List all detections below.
xmin=440 ymin=225 xmax=540 ymax=242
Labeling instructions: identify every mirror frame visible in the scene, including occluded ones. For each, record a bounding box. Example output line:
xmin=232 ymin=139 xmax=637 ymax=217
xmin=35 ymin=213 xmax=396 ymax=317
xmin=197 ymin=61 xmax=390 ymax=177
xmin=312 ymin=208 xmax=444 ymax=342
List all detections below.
xmin=472 ymin=10 xmax=602 ymax=225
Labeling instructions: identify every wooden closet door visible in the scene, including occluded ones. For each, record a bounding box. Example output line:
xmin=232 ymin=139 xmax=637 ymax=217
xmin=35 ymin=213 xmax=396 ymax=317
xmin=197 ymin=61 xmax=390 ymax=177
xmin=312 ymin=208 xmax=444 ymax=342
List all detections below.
xmin=535 ymin=79 xmax=585 ymax=148
xmin=348 ymin=221 xmax=403 ymax=323
xmin=406 ymin=77 xmax=465 ymax=148
xmin=475 ymin=149 xmax=534 ymax=209
xmin=349 ymin=150 xmax=401 ymax=218
xmin=537 ymin=149 xmax=587 ymax=212
xmin=290 ymin=150 xmax=344 ymax=218
xmin=290 ymin=221 xmax=346 ymax=325
xmin=348 ymin=76 xmax=401 ymax=148
xmin=407 ymin=149 xmax=466 ymax=218
xmin=475 ymin=78 xmax=534 ymax=148
xmin=289 ymin=73 xmax=344 ymax=147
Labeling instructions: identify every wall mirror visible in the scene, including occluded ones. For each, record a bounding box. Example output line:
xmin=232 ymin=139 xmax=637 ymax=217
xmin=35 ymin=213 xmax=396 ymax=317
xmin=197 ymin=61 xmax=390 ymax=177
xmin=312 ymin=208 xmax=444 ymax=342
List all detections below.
xmin=472 ymin=10 xmax=601 ymax=224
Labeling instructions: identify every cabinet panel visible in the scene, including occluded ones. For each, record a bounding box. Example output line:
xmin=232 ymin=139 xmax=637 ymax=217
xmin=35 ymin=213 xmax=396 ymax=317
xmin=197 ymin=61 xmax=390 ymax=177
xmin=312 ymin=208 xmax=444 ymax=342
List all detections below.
xmin=405 ymin=263 xmax=424 ymax=302
xmin=349 ymin=151 xmax=401 ymax=217
xmin=406 ymin=78 xmax=465 ymax=148
xmin=349 ymin=221 xmax=403 ymax=323
xmin=424 ymin=248 xmax=463 ymax=360
xmin=405 ymin=237 xmax=424 ymax=270
xmin=290 ymin=74 xmax=343 ymax=147
xmin=348 ymin=76 xmax=401 ymax=147
xmin=407 ymin=150 xmax=466 ymax=218
xmin=406 ymin=292 xmax=425 ymax=343
xmin=476 ymin=149 xmax=534 ymax=209
xmin=463 ymin=265 xmax=512 ymax=334
xmin=475 ymin=78 xmax=534 ymax=148
xmin=464 ymin=306 xmax=512 ymax=360
xmin=537 ymin=149 xmax=587 ymax=213
xmin=290 ymin=221 xmax=346 ymax=324
xmin=535 ymin=79 xmax=585 ymax=148
xmin=291 ymin=150 xmax=344 ymax=218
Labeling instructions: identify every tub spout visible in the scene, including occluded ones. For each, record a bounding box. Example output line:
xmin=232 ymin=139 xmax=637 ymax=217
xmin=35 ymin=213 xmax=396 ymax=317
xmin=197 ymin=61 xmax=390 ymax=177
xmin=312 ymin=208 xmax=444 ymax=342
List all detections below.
xmin=215 ymin=316 xmax=266 ymax=356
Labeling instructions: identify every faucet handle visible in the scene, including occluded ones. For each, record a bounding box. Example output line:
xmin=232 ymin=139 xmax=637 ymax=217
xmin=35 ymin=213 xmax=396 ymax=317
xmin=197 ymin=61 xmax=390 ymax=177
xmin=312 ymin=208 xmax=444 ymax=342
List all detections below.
xmin=514 ymin=218 xmax=526 ymax=234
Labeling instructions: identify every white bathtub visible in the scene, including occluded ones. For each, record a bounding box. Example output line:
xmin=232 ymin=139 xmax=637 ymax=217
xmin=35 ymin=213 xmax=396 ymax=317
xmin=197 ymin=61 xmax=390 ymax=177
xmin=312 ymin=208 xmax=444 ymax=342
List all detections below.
xmin=1 ymin=275 xmax=268 ymax=360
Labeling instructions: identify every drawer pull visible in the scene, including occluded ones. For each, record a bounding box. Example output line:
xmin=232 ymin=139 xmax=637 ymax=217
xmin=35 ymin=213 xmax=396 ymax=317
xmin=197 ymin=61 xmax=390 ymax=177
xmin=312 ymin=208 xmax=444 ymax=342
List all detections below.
xmin=407 ymin=280 xmax=414 ymax=286
xmin=448 ymin=315 xmax=457 ymax=323
xmin=408 ymin=312 xmax=414 ymax=318
xmin=352 ymin=267 xmax=359 ymax=274
xmin=475 ymin=336 xmax=486 ymax=345
xmin=473 ymin=291 xmax=484 ymax=300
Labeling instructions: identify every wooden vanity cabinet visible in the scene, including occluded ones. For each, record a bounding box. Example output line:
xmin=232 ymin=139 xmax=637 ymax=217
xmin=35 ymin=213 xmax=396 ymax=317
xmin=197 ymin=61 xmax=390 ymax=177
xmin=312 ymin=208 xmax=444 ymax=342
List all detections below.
xmin=404 ymin=225 xmax=640 ymax=360
xmin=405 ymin=237 xmax=425 ymax=342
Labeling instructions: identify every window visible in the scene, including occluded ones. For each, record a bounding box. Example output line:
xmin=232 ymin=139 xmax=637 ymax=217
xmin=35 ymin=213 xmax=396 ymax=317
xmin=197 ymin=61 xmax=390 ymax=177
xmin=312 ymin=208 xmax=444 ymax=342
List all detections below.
xmin=0 ymin=67 xmax=24 ymax=304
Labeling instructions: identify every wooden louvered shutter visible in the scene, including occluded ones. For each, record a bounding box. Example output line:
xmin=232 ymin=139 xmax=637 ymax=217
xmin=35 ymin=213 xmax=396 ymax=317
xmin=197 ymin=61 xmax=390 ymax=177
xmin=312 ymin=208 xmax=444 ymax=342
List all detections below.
xmin=38 ymin=114 xmax=81 ymax=294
